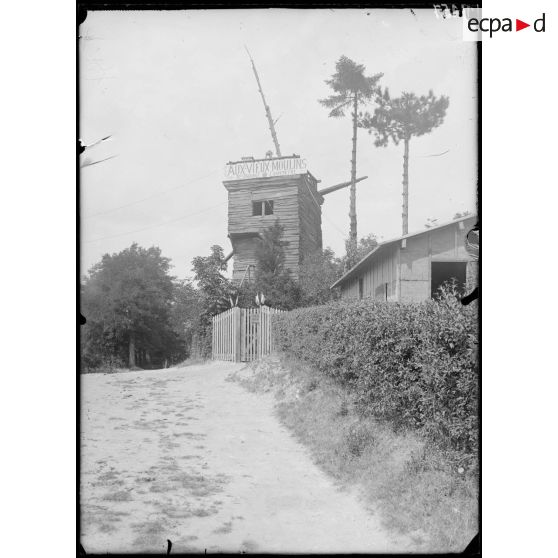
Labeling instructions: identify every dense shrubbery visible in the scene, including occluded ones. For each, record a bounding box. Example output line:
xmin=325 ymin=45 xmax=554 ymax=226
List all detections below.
xmin=273 ymin=285 xmax=478 ymax=457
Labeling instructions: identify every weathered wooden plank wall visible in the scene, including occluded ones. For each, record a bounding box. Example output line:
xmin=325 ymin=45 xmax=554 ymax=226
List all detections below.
xmin=298 ymin=174 xmax=323 ymax=263
xmin=224 ymin=173 xmax=323 ymax=282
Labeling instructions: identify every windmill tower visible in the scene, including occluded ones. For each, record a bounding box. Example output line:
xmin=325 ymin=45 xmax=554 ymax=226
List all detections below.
xmin=224 ymin=51 xmax=368 ymax=284
xmin=224 ymin=155 xmax=323 ymax=283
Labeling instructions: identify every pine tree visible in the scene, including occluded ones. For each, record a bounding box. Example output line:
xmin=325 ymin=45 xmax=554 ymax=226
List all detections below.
xmin=360 ymin=89 xmax=449 ymax=235
xmin=319 ymin=56 xmax=383 ymax=261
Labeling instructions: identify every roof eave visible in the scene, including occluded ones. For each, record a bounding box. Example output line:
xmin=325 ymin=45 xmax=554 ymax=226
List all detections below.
xmin=330 ymin=245 xmax=383 ymax=289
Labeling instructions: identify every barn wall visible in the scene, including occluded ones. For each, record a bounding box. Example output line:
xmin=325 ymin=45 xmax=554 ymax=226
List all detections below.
xmin=363 ymin=246 xmax=398 ymax=300
xmin=339 ymin=246 xmax=398 ymax=301
xmin=430 ymin=221 xmax=473 ymax=261
xmin=400 ymin=217 xmax=476 ymax=302
xmin=400 ymin=233 xmax=430 ymax=302
xmin=340 ymin=278 xmax=359 ymax=299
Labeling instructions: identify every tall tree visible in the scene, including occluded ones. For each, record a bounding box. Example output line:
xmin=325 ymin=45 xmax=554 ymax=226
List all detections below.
xmin=192 ymin=245 xmax=233 ymax=321
xmin=170 ymin=279 xmax=203 ymax=360
xmin=81 ymin=243 xmax=177 ymax=369
xmin=360 ymin=89 xmax=449 ymax=235
xmin=342 ymin=233 xmax=379 ymax=272
xmin=299 ymin=248 xmax=342 ymax=306
xmin=319 ymin=56 xmax=383 ymax=259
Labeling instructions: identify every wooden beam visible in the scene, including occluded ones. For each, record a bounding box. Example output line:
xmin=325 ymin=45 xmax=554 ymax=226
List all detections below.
xmin=318 ymin=176 xmax=368 ymax=196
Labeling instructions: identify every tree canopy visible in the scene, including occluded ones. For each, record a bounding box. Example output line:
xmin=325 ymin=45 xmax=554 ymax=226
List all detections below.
xmin=253 ymin=222 xmax=301 ymax=310
xmin=319 ymin=56 xmax=382 ymax=117
xmin=360 ymin=89 xmax=449 ymax=234
xmin=299 ymin=247 xmax=342 ymax=307
xmin=192 ymin=245 xmax=233 ymax=321
xmin=319 ymin=56 xmax=383 ymax=261
xmin=361 ymin=89 xmax=449 ymax=146
xmin=189 ymin=245 xmax=234 ymax=357
xmin=342 ymin=233 xmax=379 ymax=272
xmin=81 ymin=243 xmax=181 ymax=369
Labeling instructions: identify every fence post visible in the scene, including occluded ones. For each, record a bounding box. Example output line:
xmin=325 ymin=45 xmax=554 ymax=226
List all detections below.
xmin=258 ymin=305 xmax=262 ymax=359
xmin=211 ymin=316 xmax=216 ymax=360
xmin=233 ymin=306 xmax=241 ymax=362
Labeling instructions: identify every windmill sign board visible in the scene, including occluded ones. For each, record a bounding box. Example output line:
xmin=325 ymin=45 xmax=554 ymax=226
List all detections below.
xmin=224 ymin=156 xmax=308 ymax=180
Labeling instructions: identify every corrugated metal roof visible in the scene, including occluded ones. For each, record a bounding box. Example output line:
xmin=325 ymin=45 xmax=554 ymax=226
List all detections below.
xmin=330 ymin=214 xmax=477 ymax=289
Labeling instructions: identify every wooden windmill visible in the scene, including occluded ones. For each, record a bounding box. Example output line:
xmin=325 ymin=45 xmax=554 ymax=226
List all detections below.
xmin=223 ymin=51 xmax=368 ymax=284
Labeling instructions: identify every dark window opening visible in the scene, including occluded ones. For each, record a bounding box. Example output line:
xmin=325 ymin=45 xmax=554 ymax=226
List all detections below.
xmin=252 ymin=200 xmax=274 ymax=216
xmin=252 ymin=201 xmax=262 ymax=216
xmin=431 ymin=261 xmax=467 ymax=299
xmin=358 ymin=277 xmax=364 ymax=299
xmin=264 ymin=200 xmax=274 ymax=215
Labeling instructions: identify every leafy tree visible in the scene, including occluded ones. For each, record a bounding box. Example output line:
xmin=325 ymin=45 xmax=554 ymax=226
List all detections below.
xmin=191 ymin=245 xmax=234 ymax=356
xmin=342 ymin=233 xmax=379 ymax=272
xmin=299 ymin=248 xmax=342 ymax=306
xmin=360 ymin=89 xmax=449 ymax=235
xmin=192 ymin=245 xmax=233 ymax=318
xmin=253 ymin=222 xmax=301 ymax=310
xmin=81 ymin=243 xmax=178 ymax=369
xmin=170 ymin=279 xmax=203 ymax=360
xmin=319 ymin=56 xmax=383 ymax=261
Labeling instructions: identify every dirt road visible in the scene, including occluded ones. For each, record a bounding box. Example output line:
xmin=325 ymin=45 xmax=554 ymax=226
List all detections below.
xmin=81 ymin=362 xmax=411 ymax=553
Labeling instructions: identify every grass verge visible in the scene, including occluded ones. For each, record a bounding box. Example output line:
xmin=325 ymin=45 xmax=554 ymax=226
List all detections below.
xmin=230 ymin=356 xmax=478 ymax=553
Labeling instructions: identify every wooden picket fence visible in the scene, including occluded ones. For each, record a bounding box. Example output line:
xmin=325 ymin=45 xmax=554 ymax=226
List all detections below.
xmin=212 ymin=305 xmax=284 ymax=362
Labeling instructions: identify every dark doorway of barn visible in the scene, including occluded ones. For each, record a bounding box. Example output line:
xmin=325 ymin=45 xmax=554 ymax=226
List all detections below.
xmin=431 ymin=261 xmax=467 ymax=299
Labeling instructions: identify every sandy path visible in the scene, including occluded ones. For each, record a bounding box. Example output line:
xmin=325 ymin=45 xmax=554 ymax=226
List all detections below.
xmin=81 ymin=362 xmax=411 ymax=554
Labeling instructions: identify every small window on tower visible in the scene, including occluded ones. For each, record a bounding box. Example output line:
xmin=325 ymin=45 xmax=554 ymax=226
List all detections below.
xmin=252 ymin=201 xmax=262 ymax=216
xmin=252 ymin=200 xmax=274 ymax=216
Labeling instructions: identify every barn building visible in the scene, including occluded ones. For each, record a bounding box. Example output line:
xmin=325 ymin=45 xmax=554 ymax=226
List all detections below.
xmin=331 ymin=214 xmax=477 ymax=302
xmin=223 ymin=154 xmax=324 ymax=284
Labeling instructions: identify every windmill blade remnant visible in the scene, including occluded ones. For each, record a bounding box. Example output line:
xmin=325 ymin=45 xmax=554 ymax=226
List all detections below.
xmin=245 ymin=46 xmax=282 ymax=158
xmin=318 ymin=176 xmax=368 ymax=196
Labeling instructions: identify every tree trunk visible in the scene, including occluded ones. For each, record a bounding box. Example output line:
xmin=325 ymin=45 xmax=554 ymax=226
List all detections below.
xmin=349 ymin=92 xmax=359 ymax=253
xmin=402 ymin=137 xmax=410 ymax=235
xmin=128 ymin=332 xmax=136 ymax=368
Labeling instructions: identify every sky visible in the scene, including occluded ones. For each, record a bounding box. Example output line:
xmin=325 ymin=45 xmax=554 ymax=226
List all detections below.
xmin=80 ymin=9 xmax=477 ymax=280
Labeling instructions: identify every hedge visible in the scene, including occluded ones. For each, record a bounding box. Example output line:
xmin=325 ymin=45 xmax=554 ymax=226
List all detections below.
xmin=273 ymin=287 xmax=478 ymax=457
